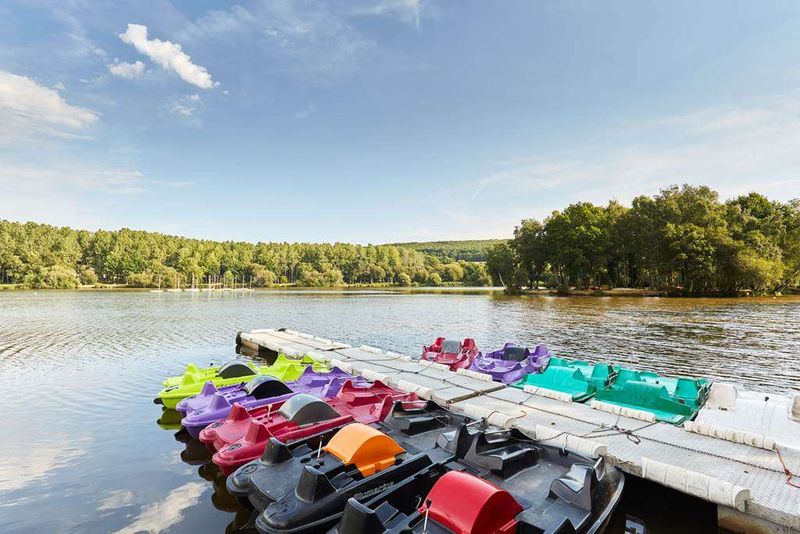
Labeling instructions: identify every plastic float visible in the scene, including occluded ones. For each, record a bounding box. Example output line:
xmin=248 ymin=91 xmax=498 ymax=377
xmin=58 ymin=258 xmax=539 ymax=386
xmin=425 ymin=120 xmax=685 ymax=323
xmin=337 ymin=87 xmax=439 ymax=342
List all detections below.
xmin=180 ymin=368 xmax=362 ymax=438
xmin=155 ymin=355 xmax=329 ymax=409
xmin=225 ymin=402 xmax=469 ymax=518
xmin=420 ymin=337 xmax=480 ymax=371
xmin=686 ymin=382 xmax=800 ymax=451
xmin=514 ymin=357 xmax=617 ymax=402
xmin=468 ymin=343 xmax=551 ymax=383
xmin=206 ymin=380 xmax=420 ymax=474
xmin=592 ymin=368 xmax=709 ymax=424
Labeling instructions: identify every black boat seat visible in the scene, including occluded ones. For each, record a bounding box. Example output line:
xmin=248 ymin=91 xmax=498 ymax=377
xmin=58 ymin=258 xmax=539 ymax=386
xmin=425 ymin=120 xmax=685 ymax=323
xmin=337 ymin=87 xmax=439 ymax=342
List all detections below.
xmin=549 ymin=463 xmax=594 ymax=511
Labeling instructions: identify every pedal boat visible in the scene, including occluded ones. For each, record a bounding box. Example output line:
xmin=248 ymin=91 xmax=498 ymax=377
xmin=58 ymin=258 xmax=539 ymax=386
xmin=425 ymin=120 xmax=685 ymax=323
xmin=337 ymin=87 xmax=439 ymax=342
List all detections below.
xmin=420 ymin=337 xmax=480 ymax=371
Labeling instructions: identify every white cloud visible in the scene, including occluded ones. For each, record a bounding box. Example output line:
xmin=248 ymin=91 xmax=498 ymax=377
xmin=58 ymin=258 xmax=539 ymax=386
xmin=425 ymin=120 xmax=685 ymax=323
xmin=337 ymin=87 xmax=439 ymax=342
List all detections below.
xmin=53 ymin=82 xmax=66 ymax=91
xmin=98 ymin=490 xmax=136 ymax=511
xmin=167 ymin=94 xmax=202 ymax=116
xmin=0 ymin=70 xmax=99 ymax=143
xmin=183 ymin=2 xmax=372 ymax=81
xmin=113 ymin=482 xmax=206 ymax=534
xmin=108 ymin=60 xmax=146 ymax=79
xmin=429 ymin=91 xmax=800 ymax=238
xmin=0 ymin=438 xmax=89 ymax=493
xmin=354 ymin=0 xmax=424 ymax=29
xmin=295 ymin=102 xmax=316 ymax=118
xmin=0 ymin=164 xmax=193 ymax=195
xmin=119 ymin=24 xmax=216 ymax=89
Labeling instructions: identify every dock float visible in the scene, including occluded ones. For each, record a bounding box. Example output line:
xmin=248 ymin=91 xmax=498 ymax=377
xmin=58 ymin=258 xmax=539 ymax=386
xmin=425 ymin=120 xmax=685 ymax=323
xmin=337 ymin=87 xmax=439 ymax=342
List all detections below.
xmin=237 ymin=328 xmax=800 ymax=533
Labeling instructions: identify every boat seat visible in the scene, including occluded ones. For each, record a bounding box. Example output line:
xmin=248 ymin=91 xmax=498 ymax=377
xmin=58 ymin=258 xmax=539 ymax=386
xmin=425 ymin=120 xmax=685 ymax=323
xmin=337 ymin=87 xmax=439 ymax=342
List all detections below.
xmin=441 ymin=340 xmax=461 ymax=354
xmin=278 ymin=393 xmax=340 ymax=425
xmin=549 ymin=463 xmax=594 ymax=511
xmin=502 ymin=346 xmax=528 ymax=362
xmin=217 ymin=361 xmax=257 ymax=379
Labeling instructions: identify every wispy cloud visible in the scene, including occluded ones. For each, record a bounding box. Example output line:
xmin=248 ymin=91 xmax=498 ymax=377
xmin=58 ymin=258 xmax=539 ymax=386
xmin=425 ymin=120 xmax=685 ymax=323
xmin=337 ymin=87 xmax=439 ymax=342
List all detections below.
xmin=166 ymin=94 xmax=202 ymax=116
xmin=119 ymin=24 xmax=217 ymax=89
xmin=0 ymin=70 xmax=98 ymax=144
xmin=182 ymin=1 xmax=372 ymax=82
xmin=98 ymin=490 xmax=136 ymax=511
xmin=113 ymin=482 xmax=206 ymax=534
xmin=429 ymin=90 xmax=800 ymax=238
xmin=108 ymin=60 xmax=146 ymax=79
xmin=352 ymin=0 xmax=425 ymax=29
xmin=0 ymin=164 xmax=193 ymax=195
xmin=294 ymin=101 xmax=316 ymax=118
xmin=0 ymin=437 xmax=89 ymax=493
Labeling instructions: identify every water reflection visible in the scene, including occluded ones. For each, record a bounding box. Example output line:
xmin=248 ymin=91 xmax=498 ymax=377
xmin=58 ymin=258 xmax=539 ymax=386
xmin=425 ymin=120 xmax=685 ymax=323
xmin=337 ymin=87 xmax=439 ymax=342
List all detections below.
xmin=173 ymin=430 xmax=258 ymax=533
xmin=606 ymin=475 xmax=718 ymax=533
xmin=157 ymin=408 xmax=183 ymax=430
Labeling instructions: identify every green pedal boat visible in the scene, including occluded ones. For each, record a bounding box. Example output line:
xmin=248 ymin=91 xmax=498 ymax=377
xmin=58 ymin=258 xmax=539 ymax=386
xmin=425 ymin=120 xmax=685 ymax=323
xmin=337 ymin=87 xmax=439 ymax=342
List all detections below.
xmin=513 ymin=357 xmax=617 ymax=402
xmin=155 ymin=355 xmax=329 ymax=409
xmin=593 ymin=368 xmax=709 ymax=424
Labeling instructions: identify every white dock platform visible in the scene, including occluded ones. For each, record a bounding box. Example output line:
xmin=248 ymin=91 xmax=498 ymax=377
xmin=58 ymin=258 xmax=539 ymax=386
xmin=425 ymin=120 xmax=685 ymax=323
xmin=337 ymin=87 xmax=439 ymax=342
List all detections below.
xmin=238 ymin=328 xmax=800 ymax=533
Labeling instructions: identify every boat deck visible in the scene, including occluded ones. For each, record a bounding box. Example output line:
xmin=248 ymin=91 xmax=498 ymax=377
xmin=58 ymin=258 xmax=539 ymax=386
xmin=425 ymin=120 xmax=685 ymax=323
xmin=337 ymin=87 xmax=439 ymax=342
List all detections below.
xmin=238 ymin=328 xmax=800 ymax=533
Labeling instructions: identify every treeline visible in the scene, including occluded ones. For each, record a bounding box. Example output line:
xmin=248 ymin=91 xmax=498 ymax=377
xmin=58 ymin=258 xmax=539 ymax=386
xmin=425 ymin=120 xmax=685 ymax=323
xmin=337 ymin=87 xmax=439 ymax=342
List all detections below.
xmin=0 ymin=221 xmax=493 ymax=289
xmin=390 ymin=239 xmax=506 ymax=262
xmin=486 ymin=185 xmax=800 ymax=295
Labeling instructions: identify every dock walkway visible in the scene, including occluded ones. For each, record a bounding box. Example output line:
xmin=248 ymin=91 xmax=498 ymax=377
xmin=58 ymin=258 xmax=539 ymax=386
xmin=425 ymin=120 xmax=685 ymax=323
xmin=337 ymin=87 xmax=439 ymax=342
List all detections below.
xmin=238 ymin=328 xmax=800 ymax=533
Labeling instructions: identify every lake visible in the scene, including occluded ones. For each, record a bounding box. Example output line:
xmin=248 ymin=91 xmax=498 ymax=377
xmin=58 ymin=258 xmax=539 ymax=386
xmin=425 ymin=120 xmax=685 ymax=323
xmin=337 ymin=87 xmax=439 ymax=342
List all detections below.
xmin=1 ymin=290 xmax=798 ymax=533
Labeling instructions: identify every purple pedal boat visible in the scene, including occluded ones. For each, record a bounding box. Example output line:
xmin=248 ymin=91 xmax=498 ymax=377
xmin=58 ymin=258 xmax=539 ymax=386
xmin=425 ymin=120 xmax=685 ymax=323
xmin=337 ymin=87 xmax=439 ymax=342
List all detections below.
xmin=468 ymin=343 xmax=551 ymax=383
xmin=179 ymin=367 xmax=362 ymax=438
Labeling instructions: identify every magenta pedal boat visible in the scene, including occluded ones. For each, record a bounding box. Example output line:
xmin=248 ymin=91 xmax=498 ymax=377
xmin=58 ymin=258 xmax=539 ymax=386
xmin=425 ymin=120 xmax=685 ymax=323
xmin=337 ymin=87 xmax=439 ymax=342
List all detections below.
xmin=180 ymin=367 xmax=363 ymax=438
xmin=468 ymin=343 xmax=551 ymax=383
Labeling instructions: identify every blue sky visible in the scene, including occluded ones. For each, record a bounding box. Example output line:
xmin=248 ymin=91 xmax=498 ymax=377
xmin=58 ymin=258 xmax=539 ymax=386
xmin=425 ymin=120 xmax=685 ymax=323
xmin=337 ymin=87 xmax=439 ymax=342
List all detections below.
xmin=2 ymin=1 xmax=800 ymax=243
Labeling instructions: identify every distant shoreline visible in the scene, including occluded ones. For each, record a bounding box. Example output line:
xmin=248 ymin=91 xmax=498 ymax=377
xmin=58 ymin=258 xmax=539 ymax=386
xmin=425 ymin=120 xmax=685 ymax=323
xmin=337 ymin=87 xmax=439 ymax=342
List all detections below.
xmin=1 ymin=283 xmax=795 ymax=298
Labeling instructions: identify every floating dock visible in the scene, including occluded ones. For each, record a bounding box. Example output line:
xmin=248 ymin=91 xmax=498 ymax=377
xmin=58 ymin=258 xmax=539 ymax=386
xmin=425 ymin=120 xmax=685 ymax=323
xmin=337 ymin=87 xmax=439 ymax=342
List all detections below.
xmin=237 ymin=328 xmax=800 ymax=533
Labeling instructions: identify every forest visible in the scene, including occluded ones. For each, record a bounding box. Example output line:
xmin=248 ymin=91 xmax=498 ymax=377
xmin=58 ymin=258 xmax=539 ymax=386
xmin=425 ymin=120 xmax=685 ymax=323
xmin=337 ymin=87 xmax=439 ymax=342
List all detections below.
xmin=389 ymin=239 xmax=505 ymax=262
xmin=486 ymin=185 xmax=800 ymax=295
xmin=2 ymin=185 xmax=798 ymax=294
xmin=0 ymin=221 xmax=492 ymax=289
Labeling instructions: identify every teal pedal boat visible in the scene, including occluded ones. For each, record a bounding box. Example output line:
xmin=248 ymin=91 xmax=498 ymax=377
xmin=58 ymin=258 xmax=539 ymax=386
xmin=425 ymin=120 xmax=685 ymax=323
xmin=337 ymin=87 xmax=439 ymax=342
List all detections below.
xmin=512 ymin=357 xmax=617 ymax=402
xmin=594 ymin=368 xmax=709 ymax=424
xmin=155 ymin=355 xmax=329 ymax=409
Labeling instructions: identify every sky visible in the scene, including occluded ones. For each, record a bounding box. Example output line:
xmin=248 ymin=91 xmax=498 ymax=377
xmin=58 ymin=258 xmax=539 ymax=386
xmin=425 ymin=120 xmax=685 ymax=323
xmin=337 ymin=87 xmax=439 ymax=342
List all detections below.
xmin=2 ymin=0 xmax=800 ymax=244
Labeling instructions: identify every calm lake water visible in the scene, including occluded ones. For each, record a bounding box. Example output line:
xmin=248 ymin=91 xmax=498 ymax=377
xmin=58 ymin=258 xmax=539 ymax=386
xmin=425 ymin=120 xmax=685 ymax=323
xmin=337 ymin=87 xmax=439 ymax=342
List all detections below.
xmin=1 ymin=290 xmax=798 ymax=533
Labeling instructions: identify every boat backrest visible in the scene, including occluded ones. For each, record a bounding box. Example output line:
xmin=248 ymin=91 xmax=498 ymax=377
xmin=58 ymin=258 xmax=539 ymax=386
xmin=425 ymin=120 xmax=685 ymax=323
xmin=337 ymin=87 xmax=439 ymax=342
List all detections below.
xmin=442 ymin=340 xmax=461 ymax=354
xmin=278 ymin=393 xmax=340 ymax=425
xmin=589 ymin=364 xmax=614 ymax=382
xmin=462 ymin=338 xmax=477 ymax=351
xmin=244 ymin=375 xmax=293 ymax=399
xmin=674 ymin=378 xmax=702 ymax=402
xmin=705 ymin=382 xmax=738 ymax=410
xmin=217 ymin=361 xmax=257 ymax=379
xmin=502 ymin=346 xmax=528 ymax=362
xmin=791 ymin=395 xmax=800 ymax=422
xmin=615 ymin=368 xmax=642 ymax=386
xmin=532 ymin=345 xmax=549 ymax=357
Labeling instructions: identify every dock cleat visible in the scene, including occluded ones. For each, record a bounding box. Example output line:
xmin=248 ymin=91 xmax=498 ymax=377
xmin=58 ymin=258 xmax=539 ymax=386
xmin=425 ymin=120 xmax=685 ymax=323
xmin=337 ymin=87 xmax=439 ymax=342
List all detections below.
xmin=207 ymin=380 xmax=420 ymax=474
xmin=155 ymin=355 xmax=329 ymax=409
xmin=420 ymin=337 xmax=480 ymax=371
xmin=181 ymin=367 xmax=362 ymax=438
xmin=334 ymin=425 xmax=625 ymax=534
xmin=469 ymin=343 xmax=551 ymax=384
